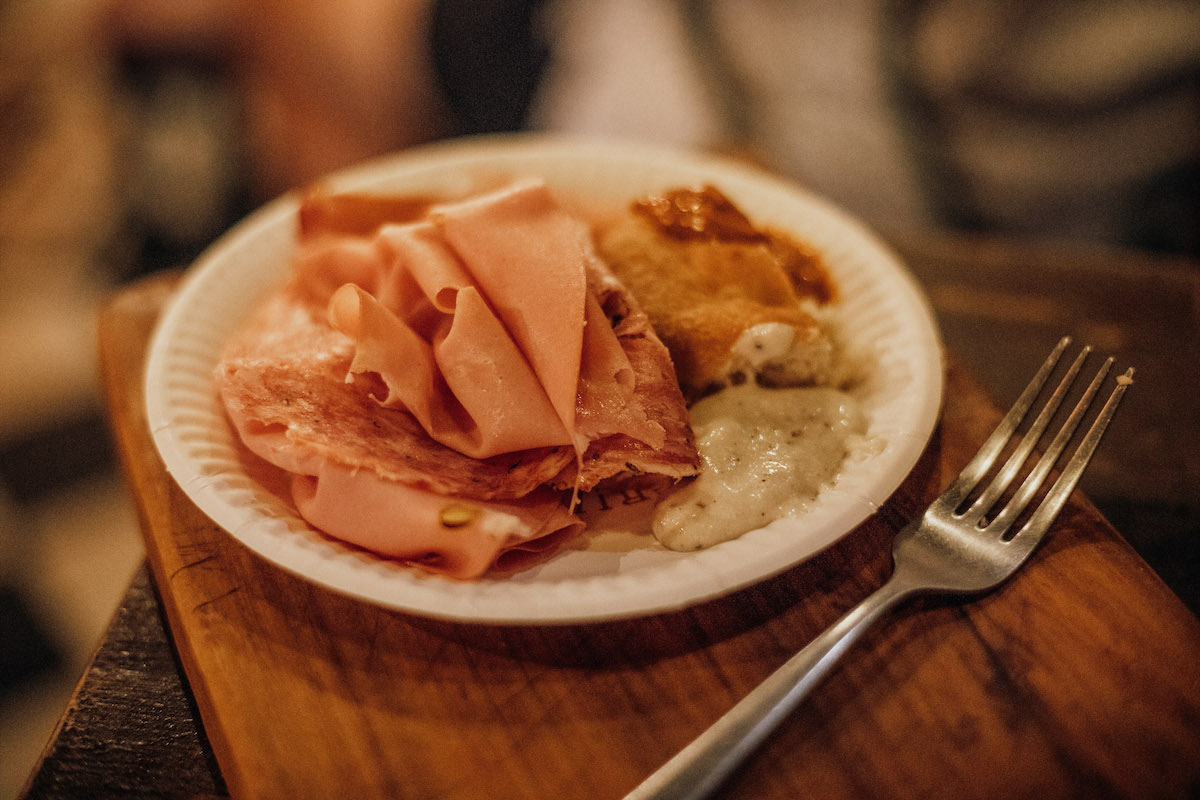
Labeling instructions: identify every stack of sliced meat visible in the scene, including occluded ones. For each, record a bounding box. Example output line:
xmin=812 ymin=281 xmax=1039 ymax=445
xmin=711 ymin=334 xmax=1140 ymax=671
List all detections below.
xmin=215 ymin=180 xmax=699 ymax=579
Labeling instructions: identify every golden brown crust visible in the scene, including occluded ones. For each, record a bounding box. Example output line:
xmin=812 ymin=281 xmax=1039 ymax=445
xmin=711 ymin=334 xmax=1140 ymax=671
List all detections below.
xmin=595 ymin=207 xmax=830 ymax=397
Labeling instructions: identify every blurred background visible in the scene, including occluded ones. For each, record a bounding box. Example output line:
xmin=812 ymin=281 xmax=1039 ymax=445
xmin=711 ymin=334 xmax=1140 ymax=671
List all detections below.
xmin=2 ymin=0 xmax=1197 ymax=795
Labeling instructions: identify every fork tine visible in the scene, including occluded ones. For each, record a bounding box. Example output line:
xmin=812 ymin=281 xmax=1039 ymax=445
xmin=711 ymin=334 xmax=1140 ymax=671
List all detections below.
xmin=1005 ymin=366 xmax=1134 ymax=547
xmin=938 ymin=336 xmax=1072 ymax=509
xmin=963 ymin=344 xmax=1092 ymax=521
xmin=985 ymin=356 xmax=1113 ymax=536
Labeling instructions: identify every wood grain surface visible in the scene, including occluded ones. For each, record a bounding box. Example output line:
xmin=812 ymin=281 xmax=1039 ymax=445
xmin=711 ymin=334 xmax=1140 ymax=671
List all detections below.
xmin=19 ymin=564 xmax=229 ymax=800
xmin=98 ymin=272 xmax=1200 ymax=800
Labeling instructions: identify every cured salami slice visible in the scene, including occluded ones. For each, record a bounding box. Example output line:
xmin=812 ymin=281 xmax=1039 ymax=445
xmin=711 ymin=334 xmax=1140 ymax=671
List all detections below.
xmin=216 ymin=180 xmax=699 ymax=578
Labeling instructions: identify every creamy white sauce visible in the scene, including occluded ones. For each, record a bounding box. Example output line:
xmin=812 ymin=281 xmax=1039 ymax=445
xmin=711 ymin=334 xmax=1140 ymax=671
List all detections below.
xmin=720 ymin=322 xmax=832 ymax=388
xmin=653 ymin=383 xmax=869 ymax=551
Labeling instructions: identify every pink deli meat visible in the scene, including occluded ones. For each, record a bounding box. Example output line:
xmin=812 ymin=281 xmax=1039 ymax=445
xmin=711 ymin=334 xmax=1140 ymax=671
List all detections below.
xmin=216 ymin=180 xmax=699 ymax=578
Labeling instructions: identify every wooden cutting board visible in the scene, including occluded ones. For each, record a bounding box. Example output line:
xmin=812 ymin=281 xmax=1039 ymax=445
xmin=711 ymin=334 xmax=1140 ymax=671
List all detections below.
xmin=99 ymin=272 xmax=1200 ymax=800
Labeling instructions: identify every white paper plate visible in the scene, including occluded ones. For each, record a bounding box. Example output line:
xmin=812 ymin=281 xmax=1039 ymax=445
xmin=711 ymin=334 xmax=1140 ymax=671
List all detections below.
xmin=144 ymin=134 xmax=943 ymax=624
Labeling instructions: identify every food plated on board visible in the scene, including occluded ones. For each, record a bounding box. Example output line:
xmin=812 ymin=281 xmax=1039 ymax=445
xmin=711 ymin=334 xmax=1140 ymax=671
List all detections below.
xmin=144 ymin=137 xmax=942 ymax=622
xmin=216 ymin=179 xmax=700 ymax=579
xmin=215 ymin=178 xmax=872 ymax=578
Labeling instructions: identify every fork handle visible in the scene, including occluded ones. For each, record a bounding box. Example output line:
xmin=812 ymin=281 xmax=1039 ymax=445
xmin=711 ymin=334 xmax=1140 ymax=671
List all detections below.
xmin=624 ymin=574 xmax=919 ymax=800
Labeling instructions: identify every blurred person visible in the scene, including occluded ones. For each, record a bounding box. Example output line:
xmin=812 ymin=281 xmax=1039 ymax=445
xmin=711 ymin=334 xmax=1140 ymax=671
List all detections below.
xmin=532 ymin=0 xmax=1200 ymax=251
xmin=888 ymin=0 xmax=1200 ymax=252
xmin=104 ymin=0 xmax=451 ymax=203
xmin=102 ymin=0 xmax=1200 ymax=254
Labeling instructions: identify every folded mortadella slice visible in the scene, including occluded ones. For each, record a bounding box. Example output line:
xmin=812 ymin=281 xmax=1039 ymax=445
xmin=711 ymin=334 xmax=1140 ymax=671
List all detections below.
xmin=329 ymin=282 xmax=573 ymax=457
xmin=434 ymin=180 xmax=588 ymax=448
xmin=292 ymin=462 xmax=582 ymax=580
xmin=216 ymin=291 xmax=575 ymax=501
xmin=215 ymin=179 xmax=700 ymax=579
xmin=224 ymin=387 xmax=581 ymax=580
xmin=310 ymin=180 xmax=664 ymax=460
xmin=217 ymin=291 xmax=582 ymax=580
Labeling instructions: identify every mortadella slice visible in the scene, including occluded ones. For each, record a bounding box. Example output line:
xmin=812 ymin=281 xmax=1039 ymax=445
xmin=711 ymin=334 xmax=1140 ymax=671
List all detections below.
xmin=291 ymin=461 xmax=583 ymax=580
xmin=215 ymin=179 xmax=700 ymax=579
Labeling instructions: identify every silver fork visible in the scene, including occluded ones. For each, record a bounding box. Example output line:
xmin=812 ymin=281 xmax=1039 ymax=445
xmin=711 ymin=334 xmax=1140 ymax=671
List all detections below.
xmin=625 ymin=336 xmax=1133 ymax=800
